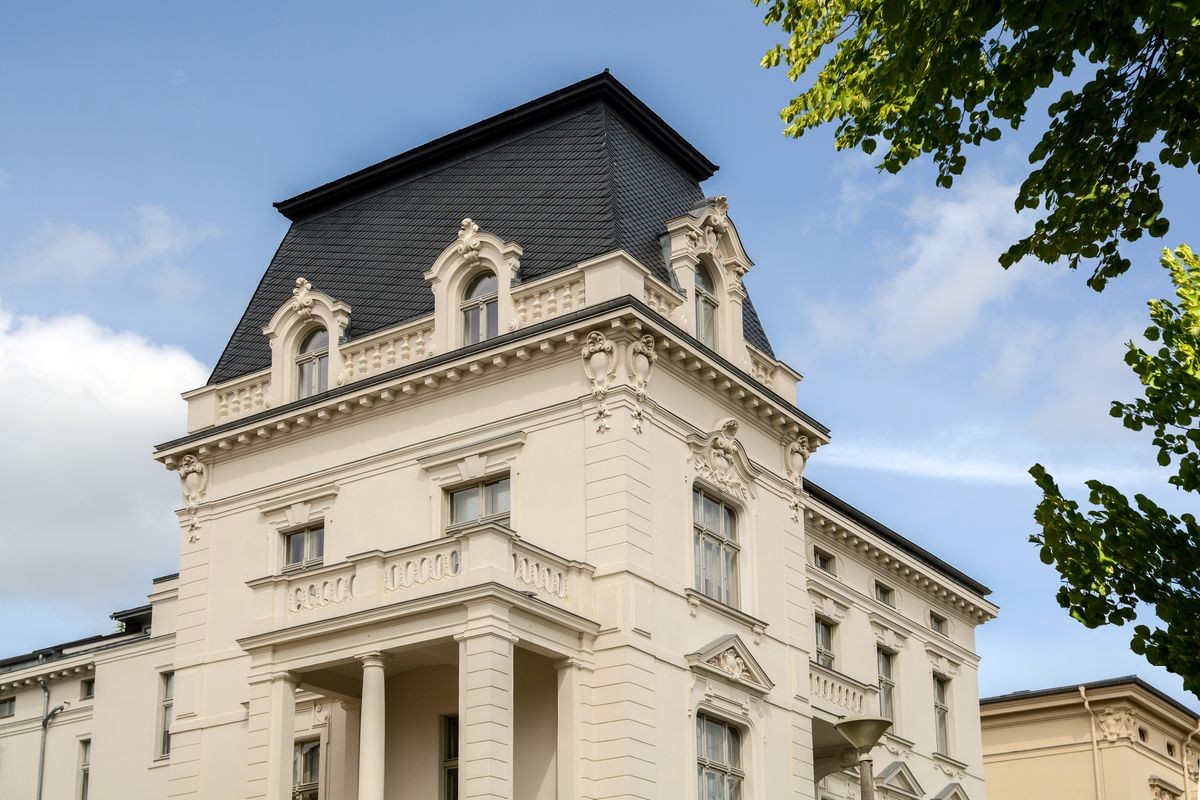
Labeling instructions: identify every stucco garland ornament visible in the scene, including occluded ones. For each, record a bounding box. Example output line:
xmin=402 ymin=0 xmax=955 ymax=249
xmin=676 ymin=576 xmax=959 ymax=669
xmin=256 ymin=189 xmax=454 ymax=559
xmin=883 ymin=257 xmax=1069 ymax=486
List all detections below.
xmin=292 ymin=277 xmax=316 ymax=320
xmin=178 ymin=454 xmax=209 ymax=533
xmin=457 ymin=218 xmax=482 ymax=266
xmin=581 ymin=331 xmax=617 ymax=432
xmin=709 ymin=648 xmax=750 ymax=682
xmin=694 ymin=418 xmax=751 ymax=499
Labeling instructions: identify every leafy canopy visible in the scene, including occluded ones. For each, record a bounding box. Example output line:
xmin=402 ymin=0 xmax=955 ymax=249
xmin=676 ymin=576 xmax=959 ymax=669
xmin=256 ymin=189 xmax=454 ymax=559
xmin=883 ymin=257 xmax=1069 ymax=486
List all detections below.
xmin=1031 ymin=246 xmax=1200 ymax=692
xmin=754 ymin=0 xmax=1200 ymax=289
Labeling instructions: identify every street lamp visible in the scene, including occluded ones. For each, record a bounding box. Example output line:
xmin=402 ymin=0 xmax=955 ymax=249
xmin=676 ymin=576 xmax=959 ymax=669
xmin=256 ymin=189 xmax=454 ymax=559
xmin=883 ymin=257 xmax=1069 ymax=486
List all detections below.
xmin=835 ymin=716 xmax=892 ymax=800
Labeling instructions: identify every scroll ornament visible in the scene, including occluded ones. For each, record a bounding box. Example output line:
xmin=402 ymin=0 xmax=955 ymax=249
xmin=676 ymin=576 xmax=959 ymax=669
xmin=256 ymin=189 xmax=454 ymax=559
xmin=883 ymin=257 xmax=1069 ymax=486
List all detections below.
xmin=581 ymin=331 xmax=617 ymax=432
xmin=179 ymin=455 xmax=208 ymax=532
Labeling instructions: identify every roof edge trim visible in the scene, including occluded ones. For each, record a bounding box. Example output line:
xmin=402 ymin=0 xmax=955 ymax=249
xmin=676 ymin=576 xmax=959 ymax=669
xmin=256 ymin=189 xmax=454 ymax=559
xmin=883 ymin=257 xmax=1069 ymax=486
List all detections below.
xmin=274 ymin=72 xmax=718 ymax=222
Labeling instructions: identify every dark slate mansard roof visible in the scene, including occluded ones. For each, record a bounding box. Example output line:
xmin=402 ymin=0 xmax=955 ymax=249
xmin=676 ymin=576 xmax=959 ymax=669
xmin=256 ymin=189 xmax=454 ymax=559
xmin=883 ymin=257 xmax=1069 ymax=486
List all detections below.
xmin=209 ymin=72 xmax=774 ymax=385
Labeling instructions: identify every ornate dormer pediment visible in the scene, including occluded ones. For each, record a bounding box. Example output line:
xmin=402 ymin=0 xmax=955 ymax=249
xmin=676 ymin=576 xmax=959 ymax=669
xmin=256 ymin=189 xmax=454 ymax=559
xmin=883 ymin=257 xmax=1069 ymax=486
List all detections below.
xmin=674 ymin=196 xmax=753 ymax=289
xmin=261 ymin=277 xmax=352 ymax=408
xmin=932 ymin=783 xmax=970 ymax=800
xmin=687 ymin=634 xmax=774 ymax=693
xmin=688 ymin=417 xmax=760 ymax=500
xmin=876 ymin=761 xmax=925 ymax=799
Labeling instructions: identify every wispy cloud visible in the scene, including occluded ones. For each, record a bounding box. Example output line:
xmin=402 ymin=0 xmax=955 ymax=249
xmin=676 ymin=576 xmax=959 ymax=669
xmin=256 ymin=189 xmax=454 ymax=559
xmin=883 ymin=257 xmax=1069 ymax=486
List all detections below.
xmin=2 ymin=204 xmax=216 ymax=289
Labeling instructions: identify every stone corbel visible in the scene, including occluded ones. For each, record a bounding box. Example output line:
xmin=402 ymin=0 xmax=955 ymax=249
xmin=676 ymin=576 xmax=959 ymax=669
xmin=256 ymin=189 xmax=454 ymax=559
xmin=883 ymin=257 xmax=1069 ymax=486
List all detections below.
xmin=626 ymin=334 xmax=658 ymax=434
xmin=783 ymin=434 xmax=812 ymax=521
xmin=178 ymin=454 xmax=209 ymax=536
xmin=581 ymin=331 xmax=617 ymax=432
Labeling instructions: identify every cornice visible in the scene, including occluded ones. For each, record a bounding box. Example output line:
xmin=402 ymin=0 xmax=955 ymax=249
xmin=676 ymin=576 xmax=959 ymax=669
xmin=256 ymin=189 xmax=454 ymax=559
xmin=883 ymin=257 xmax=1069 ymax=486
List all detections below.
xmin=805 ymin=506 xmax=997 ymax=625
xmin=155 ymin=296 xmax=829 ymax=468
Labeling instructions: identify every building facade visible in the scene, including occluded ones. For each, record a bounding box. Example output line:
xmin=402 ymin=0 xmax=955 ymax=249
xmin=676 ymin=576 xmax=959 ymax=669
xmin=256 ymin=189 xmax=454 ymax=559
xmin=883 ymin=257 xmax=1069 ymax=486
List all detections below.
xmin=0 ymin=73 xmax=997 ymax=800
xmin=982 ymin=677 xmax=1200 ymax=800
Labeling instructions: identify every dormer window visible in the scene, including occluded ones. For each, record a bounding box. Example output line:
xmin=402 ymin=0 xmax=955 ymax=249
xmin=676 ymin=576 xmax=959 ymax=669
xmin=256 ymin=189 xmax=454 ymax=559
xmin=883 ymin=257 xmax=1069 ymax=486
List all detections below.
xmin=695 ymin=263 xmax=718 ymax=349
xmin=296 ymin=328 xmax=330 ymax=399
xmin=462 ymin=271 xmax=499 ymax=345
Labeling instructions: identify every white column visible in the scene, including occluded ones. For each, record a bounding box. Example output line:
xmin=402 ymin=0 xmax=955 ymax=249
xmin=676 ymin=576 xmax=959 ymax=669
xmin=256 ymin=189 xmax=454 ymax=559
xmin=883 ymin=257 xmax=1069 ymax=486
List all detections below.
xmin=457 ymin=629 xmax=516 ymax=800
xmin=265 ymin=673 xmax=299 ymax=800
xmin=357 ymin=652 xmax=387 ymax=800
xmin=555 ymin=657 xmax=589 ymax=800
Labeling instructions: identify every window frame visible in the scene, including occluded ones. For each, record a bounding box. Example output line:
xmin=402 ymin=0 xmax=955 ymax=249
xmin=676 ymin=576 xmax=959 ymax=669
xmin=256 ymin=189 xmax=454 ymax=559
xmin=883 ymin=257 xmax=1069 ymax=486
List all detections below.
xmin=292 ymin=738 xmax=321 ymax=800
xmin=460 ymin=271 xmax=500 ymax=346
xmin=80 ymin=677 xmax=95 ymax=700
xmin=295 ymin=327 xmax=330 ymax=400
xmin=694 ymin=264 xmax=719 ymax=350
xmin=79 ymin=738 xmax=91 ymax=800
xmin=814 ymin=615 xmax=837 ymax=669
xmin=442 ymin=714 xmax=459 ymax=800
xmin=933 ymin=674 xmax=951 ymax=756
xmin=874 ymin=581 xmax=896 ymax=607
xmin=929 ymin=611 xmax=949 ymax=636
xmin=156 ymin=671 xmax=174 ymax=760
xmin=877 ymin=647 xmax=896 ymax=721
xmin=692 ymin=486 xmax=741 ymax=609
xmin=282 ymin=525 xmax=325 ymax=573
xmin=446 ymin=476 xmax=512 ymax=531
xmin=696 ymin=713 xmax=745 ymax=800
xmin=0 ymin=696 xmax=14 ymax=718
xmin=812 ymin=547 xmax=836 ymax=575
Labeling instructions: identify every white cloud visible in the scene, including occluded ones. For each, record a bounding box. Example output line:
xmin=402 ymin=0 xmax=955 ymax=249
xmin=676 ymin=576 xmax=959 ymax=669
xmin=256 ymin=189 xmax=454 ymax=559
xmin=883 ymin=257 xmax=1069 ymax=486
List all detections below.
xmin=2 ymin=205 xmax=214 ymax=289
xmin=808 ymin=174 xmax=1038 ymax=362
xmin=0 ymin=300 xmax=207 ymax=653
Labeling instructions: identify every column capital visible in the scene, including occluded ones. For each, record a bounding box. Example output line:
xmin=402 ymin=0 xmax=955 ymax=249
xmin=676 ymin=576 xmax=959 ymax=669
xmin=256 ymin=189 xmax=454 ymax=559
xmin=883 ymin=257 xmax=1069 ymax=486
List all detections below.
xmin=270 ymin=670 xmax=300 ymax=686
xmin=554 ymin=656 xmax=591 ymax=672
xmin=355 ymin=651 xmax=388 ymax=668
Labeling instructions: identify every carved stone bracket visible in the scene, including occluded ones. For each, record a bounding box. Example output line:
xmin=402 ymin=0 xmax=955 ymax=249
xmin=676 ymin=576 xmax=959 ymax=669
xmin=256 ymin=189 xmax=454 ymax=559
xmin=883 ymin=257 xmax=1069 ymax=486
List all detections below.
xmin=784 ymin=434 xmax=811 ymax=522
xmin=292 ymin=277 xmax=316 ymax=320
xmin=457 ymin=218 xmax=482 ymax=266
xmin=1096 ymin=705 xmax=1138 ymax=742
xmin=627 ymin=334 xmax=658 ymax=434
xmin=178 ymin=454 xmax=209 ymax=532
xmin=581 ymin=331 xmax=617 ymax=433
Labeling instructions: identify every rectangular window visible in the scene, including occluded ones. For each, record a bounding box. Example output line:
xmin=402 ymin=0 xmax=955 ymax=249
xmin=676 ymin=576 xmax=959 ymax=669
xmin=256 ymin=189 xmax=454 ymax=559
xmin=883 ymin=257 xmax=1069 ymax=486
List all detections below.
xmin=448 ymin=477 xmax=511 ymax=529
xmin=814 ymin=617 xmax=836 ymax=669
xmin=443 ymin=715 xmax=459 ymax=800
xmin=874 ymin=581 xmax=895 ymax=607
xmin=293 ymin=739 xmax=320 ymax=800
xmin=929 ymin=611 xmax=948 ymax=636
xmin=0 ymin=697 xmax=13 ymax=718
xmin=697 ymin=714 xmax=743 ymax=800
xmin=80 ymin=678 xmax=95 ymax=700
xmin=284 ymin=526 xmax=325 ymax=571
xmin=693 ymin=487 xmax=739 ymax=608
xmin=79 ymin=739 xmax=91 ymax=800
xmin=813 ymin=547 xmax=836 ymax=574
xmin=933 ymin=675 xmax=951 ymax=755
xmin=157 ymin=672 xmax=174 ymax=759
xmin=877 ymin=648 xmax=895 ymax=720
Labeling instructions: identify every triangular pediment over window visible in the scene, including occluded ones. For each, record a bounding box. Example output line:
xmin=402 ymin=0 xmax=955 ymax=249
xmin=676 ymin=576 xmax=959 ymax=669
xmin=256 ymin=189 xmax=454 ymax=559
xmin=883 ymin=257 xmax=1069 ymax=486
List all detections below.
xmin=686 ymin=634 xmax=773 ymax=693
xmin=875 ymin=761 xmax=924 ymax=799
xmin=933 ymin=783 xmax=970 ymax=800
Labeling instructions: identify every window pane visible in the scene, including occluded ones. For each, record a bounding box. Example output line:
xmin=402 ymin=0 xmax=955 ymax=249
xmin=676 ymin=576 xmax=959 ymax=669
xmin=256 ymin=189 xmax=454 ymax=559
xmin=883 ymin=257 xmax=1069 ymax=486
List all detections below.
xmin=301 ymin=741 xmax=320 ymax=784
xmin=699 ymin=300 xmax=717 ymax=346
xmin=727 ymin=725 xmax=741 ymax=768
xmin=465 ymin=272 xmax=498 ymax=300
xmin=877 ymin=649 xmax=892 ymax=679
xmin=728 ymin=776 xmax=743 ymax=800
xmin=446 ymin=715 xmax=459 ymax=760
xmin=693 ymin=487 xmax=701 ymax=519
xmin=935 ymin=677 xmax=947 ymax=704
xmin=300 ymin=329 xmax=328 ymax=353
xmin=316 ymin=354 xmax=328 ymax=393
xmin=694 ymin=531 xmax=703 ymax=591
xmin=287 ymin=532 xmax=306 ymax=566
xmin=723 ymin=505 xmax=736 ymax=540
xmin=705 ymin=718 xmax=725 ymax=763
xmin=703 ymin=495 xmax=721 ymax=532
xmin=451 ymin=487 xmax=481 ymax=524
xmin=298 ymin=361 xmax=314 ymax=399
xmin=446 ymin=767 xmax=458 ymax=800
xmin=703 ymin=537 xmax=717 ymax=598
xmin=309 ymin=528 xmax=324 ymax=561
xmin=881 ymin=682 xmax=894 ymax=719
xmin=705 ymin=769 xmax=725 ymax=800
xmin=485 ymin=299 xmax=498 ymax=340
xmin=463 ymin=307 xmax=481 ymax=345
xmin=163 ymin=673 xmax=174 ymax=701
xmin=486 ymin=478 xmax=510 ymax=517
xmin=722 ymin=547 xmax=737 ymax=606
xmin=695 ymin=265 xmax=714 ymax=292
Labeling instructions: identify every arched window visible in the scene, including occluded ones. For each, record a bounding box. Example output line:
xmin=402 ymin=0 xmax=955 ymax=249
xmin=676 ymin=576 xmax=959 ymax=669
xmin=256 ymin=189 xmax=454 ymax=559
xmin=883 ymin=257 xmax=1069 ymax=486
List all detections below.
xmin=462 ymin=271 xmax=499 ymax=345
xmin=695 ymin=264 xmax=718 ymax=348
xmin=296 ymin=328 xmax=329 ymax=399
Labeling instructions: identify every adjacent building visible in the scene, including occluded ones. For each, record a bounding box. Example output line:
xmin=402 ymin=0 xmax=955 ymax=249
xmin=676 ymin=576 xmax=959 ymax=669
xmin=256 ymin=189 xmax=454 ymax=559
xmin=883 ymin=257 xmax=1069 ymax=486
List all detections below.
xmin=982 ymin=676 xmax=1200 ymax=800
xmin=0 ymin=72 xmax=998 ymax=800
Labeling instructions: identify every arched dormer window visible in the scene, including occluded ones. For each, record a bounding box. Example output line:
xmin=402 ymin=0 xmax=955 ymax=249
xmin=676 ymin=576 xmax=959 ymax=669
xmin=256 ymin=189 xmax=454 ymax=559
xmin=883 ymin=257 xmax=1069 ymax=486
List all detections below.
xmin=695 ymin=263 xmax=719 ymax=349
xmin=462 ymin=271 xmax=499 ymax=345
xmin=296 ymin=328 xmax=329 ymax=399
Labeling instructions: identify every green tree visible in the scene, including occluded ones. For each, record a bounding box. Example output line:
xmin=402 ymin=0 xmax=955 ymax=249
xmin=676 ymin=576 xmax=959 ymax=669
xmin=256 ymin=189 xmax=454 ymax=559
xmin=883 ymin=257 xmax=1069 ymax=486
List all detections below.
xmin=753 ymin=0 xmax=1200 ymax=289
xmin=1031 ymin=246 xmax=1200 ymax=693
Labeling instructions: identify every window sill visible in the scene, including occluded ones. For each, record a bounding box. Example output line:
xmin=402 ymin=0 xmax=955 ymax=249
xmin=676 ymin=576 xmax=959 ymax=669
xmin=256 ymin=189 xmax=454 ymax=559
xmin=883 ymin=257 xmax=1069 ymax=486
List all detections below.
xmin=882 ymin=731 xmax=914 ymax=751
xmin=149 ymin=756 xmax=170 ymax=769
xmin=684 ymin=589 xmax=768 ymax=636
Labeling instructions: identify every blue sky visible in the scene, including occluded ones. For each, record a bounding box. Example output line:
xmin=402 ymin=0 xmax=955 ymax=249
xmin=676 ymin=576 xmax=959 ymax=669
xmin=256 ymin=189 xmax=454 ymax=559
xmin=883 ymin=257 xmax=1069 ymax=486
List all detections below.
xmin=1 ymin=2 xmax=1196 ymax=707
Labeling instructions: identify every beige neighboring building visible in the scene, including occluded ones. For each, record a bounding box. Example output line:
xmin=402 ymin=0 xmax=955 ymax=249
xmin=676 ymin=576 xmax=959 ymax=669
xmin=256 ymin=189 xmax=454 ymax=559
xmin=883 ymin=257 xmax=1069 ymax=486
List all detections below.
xmin=982 ymin=676 xmax=1200 ymax=800
xmin=0 ymin=72 xmax=998 ymax=800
